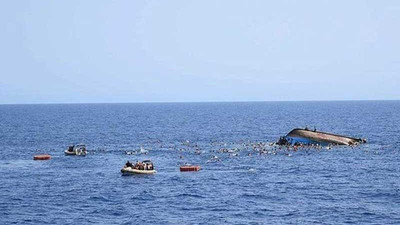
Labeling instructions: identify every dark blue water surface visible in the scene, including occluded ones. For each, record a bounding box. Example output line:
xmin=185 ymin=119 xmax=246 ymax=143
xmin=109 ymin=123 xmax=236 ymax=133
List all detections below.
xmin=0 ymin=101 xmax=399 ymax=224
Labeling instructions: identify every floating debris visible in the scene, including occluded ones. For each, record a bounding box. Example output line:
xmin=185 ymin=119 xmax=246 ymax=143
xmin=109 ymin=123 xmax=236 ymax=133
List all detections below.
xmin=124 ymin=146 xmax=148 ymax=155
xmin=207 ymin=155 xmax=221 ymax=163
xmin=180 ymin=165 xmax=201 ymax=172
xmin=33 ymin=154 xmax=51 ymax=160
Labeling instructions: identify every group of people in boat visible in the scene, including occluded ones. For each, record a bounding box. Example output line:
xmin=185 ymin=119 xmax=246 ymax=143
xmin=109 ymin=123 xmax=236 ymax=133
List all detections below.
xmin=125 ymin=160 xmax=154 ymax=171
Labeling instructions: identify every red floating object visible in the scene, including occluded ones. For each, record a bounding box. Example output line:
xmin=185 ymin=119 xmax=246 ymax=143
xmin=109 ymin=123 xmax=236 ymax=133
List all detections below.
xmin=180 ymin=165 xmax=201 ymax=172
xmin=33 ymin=154 xmax=51 ymax=160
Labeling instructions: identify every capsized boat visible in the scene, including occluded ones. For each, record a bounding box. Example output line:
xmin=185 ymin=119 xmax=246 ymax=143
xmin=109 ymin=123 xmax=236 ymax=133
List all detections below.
xmin=65 ymin=144 xmax=87 ymax=156
xmin=277 ymin=128 xmax=366 ymax=146
xmin=121 ymin=160 xmax=156 ymax=175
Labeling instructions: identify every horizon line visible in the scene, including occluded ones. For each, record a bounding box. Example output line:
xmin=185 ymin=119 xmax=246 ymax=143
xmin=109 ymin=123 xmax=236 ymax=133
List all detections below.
xmin=0 ymin=99 xmax=399 ymax=105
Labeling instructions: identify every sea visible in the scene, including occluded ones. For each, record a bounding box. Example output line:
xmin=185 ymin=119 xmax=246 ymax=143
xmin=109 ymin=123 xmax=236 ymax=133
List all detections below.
xmin=0 ymin=101 xmax=399 ymax=224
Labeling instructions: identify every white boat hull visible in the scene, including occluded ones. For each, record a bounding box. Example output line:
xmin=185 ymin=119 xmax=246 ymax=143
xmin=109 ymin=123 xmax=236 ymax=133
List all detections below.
xmin=121 ymin=167 xmax=156 ymax=175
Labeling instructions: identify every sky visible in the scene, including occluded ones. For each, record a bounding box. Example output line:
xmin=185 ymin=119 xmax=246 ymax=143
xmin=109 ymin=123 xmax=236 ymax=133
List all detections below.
xmin=0 ymin=0 xmax=399 ymax=104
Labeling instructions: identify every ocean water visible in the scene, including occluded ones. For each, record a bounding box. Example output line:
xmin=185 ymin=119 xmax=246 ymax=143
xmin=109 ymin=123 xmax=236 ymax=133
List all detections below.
xmin=0 ymin=101 xmax=399 ymax=224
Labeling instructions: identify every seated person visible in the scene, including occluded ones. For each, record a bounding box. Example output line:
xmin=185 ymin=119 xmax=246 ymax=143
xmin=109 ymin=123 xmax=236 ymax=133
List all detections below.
xmin=125 ymin=161 xmax=133 ymax=167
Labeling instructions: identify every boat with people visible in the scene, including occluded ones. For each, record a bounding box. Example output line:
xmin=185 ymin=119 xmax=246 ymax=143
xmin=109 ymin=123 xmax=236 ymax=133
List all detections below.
xmin=64 ymin=144 xmax=87 ymax=156
xmin=121 ymin=160 xmax=156 ymax=175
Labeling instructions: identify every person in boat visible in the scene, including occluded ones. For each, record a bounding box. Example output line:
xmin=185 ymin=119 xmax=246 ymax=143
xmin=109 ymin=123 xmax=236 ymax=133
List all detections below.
xmin=138 ymin=162 xmax=143 ymax=170
xmin=125 ymin=161 xmax=133 ymax=168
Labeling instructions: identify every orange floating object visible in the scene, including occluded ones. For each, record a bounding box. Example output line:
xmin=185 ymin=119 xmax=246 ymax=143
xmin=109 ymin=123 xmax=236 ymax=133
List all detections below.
xmin=180 ymin=165 xmax=201 ymax=172
xmin=33 ymin=154 xmax=51 ymax=160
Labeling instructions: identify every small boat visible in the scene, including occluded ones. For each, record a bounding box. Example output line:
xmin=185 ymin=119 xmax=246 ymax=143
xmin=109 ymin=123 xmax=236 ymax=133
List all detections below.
xmin=180 ymin=165 xmax=201 ymax=172
xmin=121 ymin=160 xmax=156 ymax=175
xmin=33 ymin=154 xmax=51 ymax=160
xmin=65 ymin=144 xmax=87 ymax=156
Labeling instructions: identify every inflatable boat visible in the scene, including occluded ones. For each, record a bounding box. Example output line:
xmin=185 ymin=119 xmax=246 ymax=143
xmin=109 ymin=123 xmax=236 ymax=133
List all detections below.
xmin=121 ymin=160 xmax=156 ymax=175
xmin=121 ymin=167 xmax=157 ymax=175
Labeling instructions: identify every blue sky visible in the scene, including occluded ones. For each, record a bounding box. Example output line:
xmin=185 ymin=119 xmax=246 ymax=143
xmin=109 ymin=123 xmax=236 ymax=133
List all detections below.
xmin=0 ymin=0 xmax=399 ymax=104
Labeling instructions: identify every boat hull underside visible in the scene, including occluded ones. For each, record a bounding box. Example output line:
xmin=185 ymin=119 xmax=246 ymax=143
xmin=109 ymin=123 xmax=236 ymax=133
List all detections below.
xmin=282 ymin=129 xmax=365 ymax=146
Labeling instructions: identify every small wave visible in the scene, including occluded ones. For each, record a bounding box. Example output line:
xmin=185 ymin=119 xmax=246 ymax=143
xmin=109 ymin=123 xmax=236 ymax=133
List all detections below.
xmin=174 ymin=193 xmax=206 ymax=199
xmin=87 ymin=195 xmax=111 ymax=202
